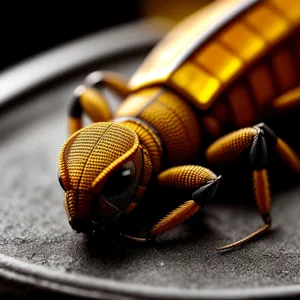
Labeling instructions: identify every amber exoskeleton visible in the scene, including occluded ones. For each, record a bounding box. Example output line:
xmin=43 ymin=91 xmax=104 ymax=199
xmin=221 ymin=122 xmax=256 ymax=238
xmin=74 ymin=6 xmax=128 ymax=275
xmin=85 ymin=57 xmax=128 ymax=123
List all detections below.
xmin=58 ymin=0 xmax=300 ymax=251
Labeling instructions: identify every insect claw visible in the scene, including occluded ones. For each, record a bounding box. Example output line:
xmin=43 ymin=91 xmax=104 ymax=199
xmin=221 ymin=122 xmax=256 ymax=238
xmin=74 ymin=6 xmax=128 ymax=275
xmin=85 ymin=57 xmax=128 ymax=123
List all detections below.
xmin=120 ymin=233 xmax=152 ymax=243
xmin=216 ymin=221 xmax=271 ymax=252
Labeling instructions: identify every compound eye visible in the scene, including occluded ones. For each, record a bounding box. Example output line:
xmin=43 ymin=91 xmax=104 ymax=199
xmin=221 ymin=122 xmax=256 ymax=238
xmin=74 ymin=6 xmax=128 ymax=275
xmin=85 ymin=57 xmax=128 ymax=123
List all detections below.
xmin=58 ymin=168 xmax=65 ymax=191
xmin=101 ymin=160 xmax=136 ymax=197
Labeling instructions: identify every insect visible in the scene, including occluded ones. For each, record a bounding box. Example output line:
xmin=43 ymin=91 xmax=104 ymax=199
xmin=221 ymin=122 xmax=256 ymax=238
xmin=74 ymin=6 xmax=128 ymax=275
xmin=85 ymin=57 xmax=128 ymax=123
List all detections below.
xmin=58 ymin=0 xmax=300 ymax=251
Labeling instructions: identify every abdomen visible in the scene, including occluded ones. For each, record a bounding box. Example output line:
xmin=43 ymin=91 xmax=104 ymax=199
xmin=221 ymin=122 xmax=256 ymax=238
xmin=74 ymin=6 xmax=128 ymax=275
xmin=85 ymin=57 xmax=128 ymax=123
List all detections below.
xmin=129 ymin=0 xmax=300 ymax=129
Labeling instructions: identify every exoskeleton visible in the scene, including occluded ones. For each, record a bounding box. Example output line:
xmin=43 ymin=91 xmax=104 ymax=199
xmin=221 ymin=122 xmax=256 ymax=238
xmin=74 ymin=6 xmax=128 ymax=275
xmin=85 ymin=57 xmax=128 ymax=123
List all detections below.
xmin=58 ymin=0 xmax=300 ymax=251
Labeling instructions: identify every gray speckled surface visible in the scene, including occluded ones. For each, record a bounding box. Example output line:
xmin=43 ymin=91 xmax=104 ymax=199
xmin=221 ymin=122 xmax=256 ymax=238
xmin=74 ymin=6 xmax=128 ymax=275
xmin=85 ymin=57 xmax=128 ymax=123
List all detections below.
xmin=1 ymin=50 xmax=300 ymax=299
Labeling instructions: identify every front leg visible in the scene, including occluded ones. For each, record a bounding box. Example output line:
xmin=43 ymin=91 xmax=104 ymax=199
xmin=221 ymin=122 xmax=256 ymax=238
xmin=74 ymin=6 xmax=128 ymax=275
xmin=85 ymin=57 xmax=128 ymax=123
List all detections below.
xmin=151 ymin=165 xmax=221 ymax=236
xmin=206 ymin=123 xmax=300 ymax=251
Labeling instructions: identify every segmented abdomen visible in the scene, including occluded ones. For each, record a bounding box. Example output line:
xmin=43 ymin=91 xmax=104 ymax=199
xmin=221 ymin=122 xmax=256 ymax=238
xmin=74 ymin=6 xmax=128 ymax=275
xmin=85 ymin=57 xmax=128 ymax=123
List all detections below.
xmin=173 ymin=0 xmax=300 ymax=128
xmin=130 ymin=0 xmax=300 ymax=129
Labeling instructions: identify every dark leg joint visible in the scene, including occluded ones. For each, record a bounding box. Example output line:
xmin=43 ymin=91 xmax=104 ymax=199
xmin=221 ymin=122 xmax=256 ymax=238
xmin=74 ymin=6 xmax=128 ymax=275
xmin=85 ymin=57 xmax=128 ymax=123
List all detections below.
xmin=192 ymin=175 xmax=221 ymax=206
xmin=69 ymin=85 xmax=86 ymax=118
xmin=262 ymin=214 xmax=271 ymax=225
xmin=255 ymin=123 xmax=277 ymax=148
xmin=250 ymin=131 xmax=268 ymax=170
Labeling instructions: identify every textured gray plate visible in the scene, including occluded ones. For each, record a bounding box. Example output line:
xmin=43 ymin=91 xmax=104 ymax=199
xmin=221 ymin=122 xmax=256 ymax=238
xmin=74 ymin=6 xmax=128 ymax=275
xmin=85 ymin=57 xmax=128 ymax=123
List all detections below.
xmin=1 ymin=18 xmax=300 ymax=300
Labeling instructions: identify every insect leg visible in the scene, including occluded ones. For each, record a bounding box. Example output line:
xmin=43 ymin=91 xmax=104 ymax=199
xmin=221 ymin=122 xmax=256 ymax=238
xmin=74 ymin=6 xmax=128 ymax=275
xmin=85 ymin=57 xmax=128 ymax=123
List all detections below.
xmin=255 ymin=123 xmax=300 ymax=174
xmin=267 ymin=86 xmax=300 ymax=173
xmin=270 ymin=86 xmax=300 ymax=113
xmin=150 ymin=165 xmax=221 ymax=237
xmin=69 ymin=85 xmax=112 ymax=134
xmin=69 ymin=71 xmax=130 ymax=135
xmin=85 ymin=71 xmax=129 ymax=99
xmin=206 ymin=127 xmax=270 ymax=250
xmin=120 ymin=233 xmax=152 ymax=242
xmin=206 ymin=123 xmax=300 ymax=251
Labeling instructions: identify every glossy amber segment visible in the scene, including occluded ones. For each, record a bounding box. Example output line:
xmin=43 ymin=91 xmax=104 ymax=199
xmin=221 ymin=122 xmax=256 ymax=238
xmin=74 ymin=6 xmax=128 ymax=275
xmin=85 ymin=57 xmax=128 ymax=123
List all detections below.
xmin=202 ymin=116 xmax=222 ymax=138
xmin=296 ymin=34 xmax=300 ymax=63
xmin=272 ymin=47 xmax=298 ymax=92
xmin=170 ymin=62 xmax=220 ymax=109
xmin=227 ymin=83 xmax=255 ymax=127
xmin=129 ymin=0 xmax=257 ymax=90
xmin=244 ymin=3 xmax=289 ymax=43
xmin=270 ymin=0 xmax=300 ymax=25
xmin=248 ymin=64 xmax=276 ymax=109
xmin=194 ymin=42 xmax=243 ymax=82
xmin=213 ymin=100 xmax=231 ymax=122
xmin=219 ymin=23 xmax=265 ymax=62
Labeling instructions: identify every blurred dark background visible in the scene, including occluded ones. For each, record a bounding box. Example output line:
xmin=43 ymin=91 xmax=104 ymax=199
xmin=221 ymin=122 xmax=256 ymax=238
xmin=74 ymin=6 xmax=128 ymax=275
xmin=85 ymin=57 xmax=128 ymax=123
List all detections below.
xmin=0 ymin=2 xmax=139 ymax=71
xmin=0 ymin=1 xmax=212 ymax=71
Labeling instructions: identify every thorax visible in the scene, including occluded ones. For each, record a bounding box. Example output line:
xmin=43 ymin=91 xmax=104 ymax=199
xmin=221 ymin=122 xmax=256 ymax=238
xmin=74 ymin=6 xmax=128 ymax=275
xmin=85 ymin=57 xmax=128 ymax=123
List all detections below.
xmin=114 ymin=87 xmax=202 ymax=171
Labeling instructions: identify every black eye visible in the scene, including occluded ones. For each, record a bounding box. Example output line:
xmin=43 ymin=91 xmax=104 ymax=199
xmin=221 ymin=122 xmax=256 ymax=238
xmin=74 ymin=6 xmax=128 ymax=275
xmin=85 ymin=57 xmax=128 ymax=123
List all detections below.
xmin=58 ymin=168 xmax=65 ymax=191
xmin=101 ymin=160 xmax=136 ymax=197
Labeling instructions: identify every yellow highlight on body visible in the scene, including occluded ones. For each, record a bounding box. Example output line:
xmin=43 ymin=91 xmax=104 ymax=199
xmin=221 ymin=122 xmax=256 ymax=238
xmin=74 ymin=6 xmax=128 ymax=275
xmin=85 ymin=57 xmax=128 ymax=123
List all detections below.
xmin=171 ymin=62 xmax=220 ymax=109
xmin=270 ymin=0 xmax=300 ymax=25
xmin=194 ymin=42 xmax=242 ymax=82
xmin=244 ymin=3 xmax=289 ymax=44
xmin=218 ymin=23 xmax=265 ymax=62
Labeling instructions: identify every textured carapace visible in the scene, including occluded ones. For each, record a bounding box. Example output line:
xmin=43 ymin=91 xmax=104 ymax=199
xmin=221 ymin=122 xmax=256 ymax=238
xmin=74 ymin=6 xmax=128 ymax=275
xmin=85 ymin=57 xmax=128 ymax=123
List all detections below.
xmin=58 ymin=0 xmax=300 ymax=250
xmin=59 ymin=122 xmax=152 ymax=233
